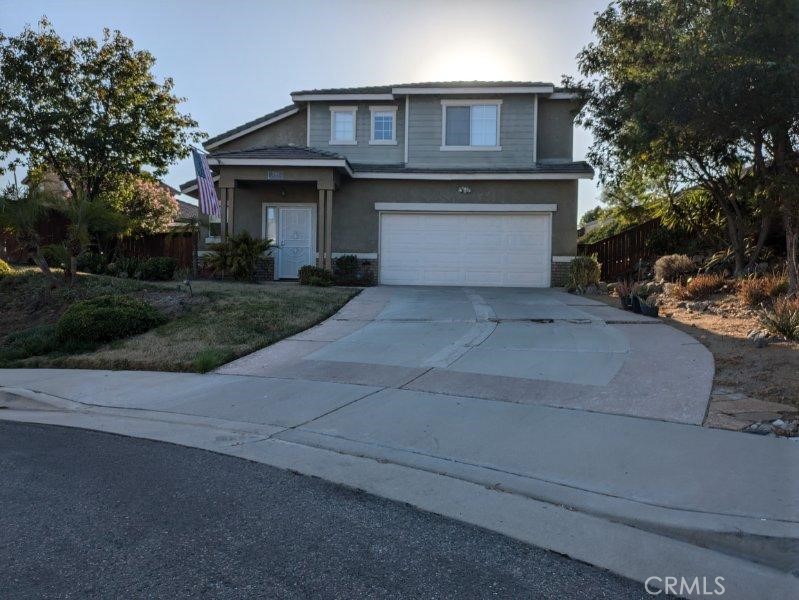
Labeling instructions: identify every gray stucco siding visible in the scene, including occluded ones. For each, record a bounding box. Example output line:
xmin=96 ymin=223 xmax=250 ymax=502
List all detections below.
xmin=331 ymin=179 xmax=577 ymax=256
xmin=308 ymin=101 xmax=405 ymax=164
xmin=406 ymin=95 xmax=535 ymax=168
xmin=536 ymin=99 xmax=577 ymax=161
xmin=210 ymin=110 xmax=307 ymax=153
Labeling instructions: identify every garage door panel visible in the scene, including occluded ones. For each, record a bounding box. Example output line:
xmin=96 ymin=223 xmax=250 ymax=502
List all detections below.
xmin=380 ymin=212 xmax=551 ymax=288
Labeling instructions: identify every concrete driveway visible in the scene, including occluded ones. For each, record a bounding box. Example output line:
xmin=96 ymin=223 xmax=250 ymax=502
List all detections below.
xmin=218 ymin=285 xmax=714 ymax=424
xmin=2 ymin=288 xmax=798 ymax=597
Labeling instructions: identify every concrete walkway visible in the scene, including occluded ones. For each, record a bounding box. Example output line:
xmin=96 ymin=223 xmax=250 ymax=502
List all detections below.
xmin=1 ymin=287 xmax=796 ymax=599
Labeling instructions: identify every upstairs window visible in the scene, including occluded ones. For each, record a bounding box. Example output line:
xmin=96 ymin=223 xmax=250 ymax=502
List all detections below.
xmin=330 ymin=106 xmax=357 ymax=145
xmin=441 ymin=100 xmax=501 ymax=150
xmin=370 ymin=106 xmax=397 ymax=144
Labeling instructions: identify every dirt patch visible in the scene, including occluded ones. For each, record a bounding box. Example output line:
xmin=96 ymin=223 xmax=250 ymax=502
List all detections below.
xmin=593 ymin=289 xmax=799 ymax=435
xmin=130 ymin=290 xmax=210 ymax=318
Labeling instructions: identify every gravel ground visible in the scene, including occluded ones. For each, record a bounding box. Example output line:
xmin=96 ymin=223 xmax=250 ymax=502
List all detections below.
xmin=0 ymin=421 xmax=652 ymax=599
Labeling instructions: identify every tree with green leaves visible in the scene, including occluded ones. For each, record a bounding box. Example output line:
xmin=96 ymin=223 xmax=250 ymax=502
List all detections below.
xmin=0 ymin=18 xmax=202 ymax=284
xmin=569 ymin=0 xmax=798 ymax=285
xmin=0 ymin=182 xmax=61 ymax=282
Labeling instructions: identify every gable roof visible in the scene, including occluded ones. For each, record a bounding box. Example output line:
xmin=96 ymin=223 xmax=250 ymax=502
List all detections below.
xmin=203 ymin=104 xmax=300 ymax=150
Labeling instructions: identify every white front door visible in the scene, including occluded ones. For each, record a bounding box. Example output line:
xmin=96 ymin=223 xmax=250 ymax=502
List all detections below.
xmin=277 ymin=206 xmax=314 ymax=279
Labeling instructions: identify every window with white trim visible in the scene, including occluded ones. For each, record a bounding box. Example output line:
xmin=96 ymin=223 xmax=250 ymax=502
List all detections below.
xmin=441 ymin=100 xmax=501 ymax=149
xmin=369 ymin=106 xmax=397 ymax=144
xmin=329 ymin=106 xmax=356 ymax=144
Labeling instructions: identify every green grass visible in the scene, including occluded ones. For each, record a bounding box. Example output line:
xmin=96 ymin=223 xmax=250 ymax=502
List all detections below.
xmin=0 ymin=268 xmax=358 ymax=372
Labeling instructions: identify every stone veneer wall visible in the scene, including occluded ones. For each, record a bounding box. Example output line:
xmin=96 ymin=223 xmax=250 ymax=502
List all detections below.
xmin=551 ymin=260 xmax=571 ymax=287
xmin=255 ymin=256 xmax=275 ymax=282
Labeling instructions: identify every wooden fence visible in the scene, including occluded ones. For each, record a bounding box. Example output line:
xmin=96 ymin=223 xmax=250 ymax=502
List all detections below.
xmin=118 ymin=231 xmax=197 ymax=270
xmin=1 ymin=218 xmax=197 ymax=272
xmin=578 ymin=218 xmax=662 ymax=280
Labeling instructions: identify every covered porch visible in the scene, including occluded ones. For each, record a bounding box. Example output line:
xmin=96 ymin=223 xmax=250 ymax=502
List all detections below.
xmin=204 ymin=147 xmax=351 ymax=279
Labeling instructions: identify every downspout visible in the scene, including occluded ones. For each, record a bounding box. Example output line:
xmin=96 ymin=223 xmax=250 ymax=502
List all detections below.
xmin=532 ymin=94 xmax=538 ymax=164
xmin=404 ymin=95 xmax=410 ymax=165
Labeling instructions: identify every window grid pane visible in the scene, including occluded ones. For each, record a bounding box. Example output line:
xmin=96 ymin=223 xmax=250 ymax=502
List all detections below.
xmin=373 ymin=112 xmax=394 ymax=140
xmin=470 ymin=105 xmax=497 ymax=146
xmin=445 ymin=105 xmax=470 ymax=146
xmin=332 ymin=111 xmax=355 ymax=141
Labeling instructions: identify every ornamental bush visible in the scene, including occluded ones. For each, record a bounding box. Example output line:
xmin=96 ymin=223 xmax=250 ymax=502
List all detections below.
xmin=56 ymin=295 xmax=166 ymax=345
xmin=654 ymin=254 xmax=694 ymax=282
xmin=298 ymin=265 xmax=334 ymax=286
xmin=566 ymin=255 xmax=601 ymax=292
xmin=139 ymin=256 xmax=177 ymax=281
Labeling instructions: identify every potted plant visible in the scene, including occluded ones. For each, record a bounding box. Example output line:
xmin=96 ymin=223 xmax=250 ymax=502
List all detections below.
xmin=631 ymin=282 xmax=648 ymax=314
xmin=639 ymin=295 xmax=660 ymax=318
xmin=616 ymin=280 xmax=633 ymax=310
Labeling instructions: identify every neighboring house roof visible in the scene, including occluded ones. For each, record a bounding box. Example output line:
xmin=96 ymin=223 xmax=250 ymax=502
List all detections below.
xmin=175 ymin=199 xmax=199 ymax=220
xmin=204 ymin=104 xmax=300 ymax=149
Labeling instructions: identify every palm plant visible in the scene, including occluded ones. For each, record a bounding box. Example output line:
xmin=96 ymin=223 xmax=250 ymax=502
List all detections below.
xmin=0 ymin=183 xmax=62 ymax=284
xmin=206 ymin=231 xmax=275 ymax=282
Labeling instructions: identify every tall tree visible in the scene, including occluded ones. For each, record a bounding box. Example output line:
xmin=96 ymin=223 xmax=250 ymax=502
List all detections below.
xmin=0 ymin=18 xmax=202 ymax=283
xmin=570 ymin=0 xmax=798 ymax=281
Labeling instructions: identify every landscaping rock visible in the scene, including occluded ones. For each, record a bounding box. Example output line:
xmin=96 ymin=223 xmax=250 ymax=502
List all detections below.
xmin=685 ymin=301 xmax=710 ymax=312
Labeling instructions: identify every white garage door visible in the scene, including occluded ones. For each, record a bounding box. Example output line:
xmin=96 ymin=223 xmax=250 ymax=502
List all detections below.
xmin=379 ymin=212 xmax=551 ymax=287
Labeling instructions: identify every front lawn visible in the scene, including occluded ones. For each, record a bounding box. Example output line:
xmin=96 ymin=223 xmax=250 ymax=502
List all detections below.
xmin=0 ymin=268 xmax=358 ymax=372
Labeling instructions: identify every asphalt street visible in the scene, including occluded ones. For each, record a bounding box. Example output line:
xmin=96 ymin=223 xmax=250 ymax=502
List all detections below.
xmin=0 ymin=421 xmax=651 ymax=599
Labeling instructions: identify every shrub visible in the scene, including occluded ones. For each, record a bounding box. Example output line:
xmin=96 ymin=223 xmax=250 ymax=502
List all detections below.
xmin=654 ymin=254 xmax=695 ymax=282
xmin=0 ymin=258 xmax=12 ymax=276
xmin=332 ymin=254 xmax=374 ymax=286
xmin=56 ymin=295 xmax=167 ymax=345
xmin=673 ymin=273 xmax=725 ymax=300
xmin=41 ymin=244 xmax=68 ymax=268
xmin=759 ymin=297 xmax=799 ymax=340
xmin=206 ymin=231 xmax=274 ymax=281
xmin=566 ymin=255 xmax=601 ymax=292
xmin=738 ymin=273 xmax=789 ymax=307
xmin=298 ymin=265 xmax=334 ymax=286
xmin=333 ymin=254 xmax=359 ymax=285
xmin=115 ymin=256 xmax=142 ymax=279
xmin=0 ymin=324 xmax=58 ymax=363
xmin=76 ymin=252 xmax=107 ymax=275
xmin=139 ymin=256 xmax=177 ymax=281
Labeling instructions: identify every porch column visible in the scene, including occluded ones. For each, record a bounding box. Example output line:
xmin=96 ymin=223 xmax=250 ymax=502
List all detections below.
xmin=317 ymin=189 xmax=326 ymax=267
xmin=219 ymin=187 xmax=230 ymax=239
xmin=324 ymin=189 xmax=333 ymax=270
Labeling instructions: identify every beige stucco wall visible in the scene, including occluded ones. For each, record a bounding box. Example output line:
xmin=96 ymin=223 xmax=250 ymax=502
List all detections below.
xmin=332 ymin=179 xmax=578 ymax=256
xmin=232 ymin=181 xmax=319 ymax=239
xmin=213 ymin=174 xmax=578 ymax=258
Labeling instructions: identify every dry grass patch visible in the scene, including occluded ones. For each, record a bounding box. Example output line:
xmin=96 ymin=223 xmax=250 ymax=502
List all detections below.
xmin=1 ymin=273 xmax=358 ymax=372
xmin=737 ymin=273 xmax=789 ymax=307
xmin=672 ymin=273 xmax=726 ymax=300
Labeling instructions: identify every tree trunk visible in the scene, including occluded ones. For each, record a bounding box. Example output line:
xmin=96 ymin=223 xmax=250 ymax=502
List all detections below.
xmin=784 ymin=209 xmax=799 ymax=295
xmin=721 ymin=203 xmax=746 ymax=276
xmin=744 ymin=213 xmax=771 ymax=274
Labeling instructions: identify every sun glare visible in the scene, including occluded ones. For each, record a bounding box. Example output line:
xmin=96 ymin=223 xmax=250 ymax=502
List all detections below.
xmin=418 ymin=44 xmax=523 ymax=81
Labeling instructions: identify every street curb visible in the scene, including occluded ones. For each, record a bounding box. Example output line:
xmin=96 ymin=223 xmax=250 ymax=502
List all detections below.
xmin=0 ymin=398 xmax=795 ymax=600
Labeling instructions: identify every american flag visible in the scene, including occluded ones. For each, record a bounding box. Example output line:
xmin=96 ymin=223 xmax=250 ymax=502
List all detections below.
xmin=192 ymin=148 xmax=220 ymax=217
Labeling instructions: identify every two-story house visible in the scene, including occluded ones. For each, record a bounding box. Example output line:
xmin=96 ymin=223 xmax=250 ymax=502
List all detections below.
xmin=180 ymin=81 xmax=593 ymax=287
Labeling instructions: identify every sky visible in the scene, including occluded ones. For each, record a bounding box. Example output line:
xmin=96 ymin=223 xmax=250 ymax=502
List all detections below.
xmin=0 ymin=0 xmax=608 ymax=219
